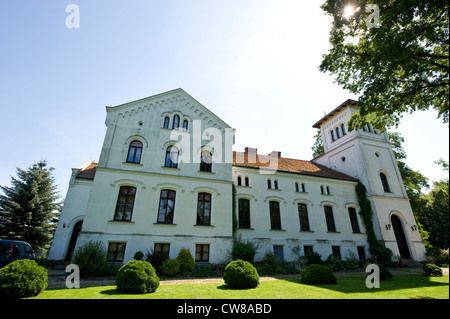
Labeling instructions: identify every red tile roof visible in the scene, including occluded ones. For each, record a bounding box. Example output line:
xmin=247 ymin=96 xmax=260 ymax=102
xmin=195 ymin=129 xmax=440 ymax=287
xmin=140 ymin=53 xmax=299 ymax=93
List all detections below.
xmin=74 ymin=153 xmax=358 ymax=183
xmin=233 ymin=151 xmax=358 ymax=182
xmin=76 ymin=162 xmax=97 ymax=179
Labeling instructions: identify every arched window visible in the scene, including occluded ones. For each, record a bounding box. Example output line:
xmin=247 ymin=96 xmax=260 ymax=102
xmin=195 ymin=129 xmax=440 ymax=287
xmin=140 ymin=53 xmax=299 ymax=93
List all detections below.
xmin=163 ymin=116 xmax=170 ymax=129
xmin=331 ymin=130 xmax=336 ymax=142
xmin=324 ymin=205 xmax=336 ymax=232
xmin=245 ymin=177 xmax=250 ymax=187
xmin=336 ymin=127 xmax=341 ymax=138
xmin=295 ymin=182 xmax=299 ymax=192
xmin=301 ymin=183 xmax=306 ymax=193
xmin=274 ymin=180 xmax=279 ymax=190
xmin=200 ymin=149 xmax=212 ymax=172
xmin=183 ymin=119 xmax=189 ymax=130
xmin=341 ymin=123 xmax=346 ymax=135
xmin=165 ymin=146 xmax=179 ymax=168
xmin=267 ymin=179 xmax=272 ymax=189
xmin=238 ymin=199 xmax=250 ymax=228
xmin=380 ymin=172 xmax=391 ymax=192
xmin=196 ymin=192 xmax=212 ymax=225
xmin=114 ymin=186 xmax=136 ymax=221
xmin=126 ymin=140 xmax=143 ymax=164
xmin=157 ymin=189 xmax=176 ymax=224
xmin=172 ymin=115 xmax=180 ymax=129
xmin=269 ymin=201 xmax=282 ymax=230
xmin=237 ymin=176 xmax=242 ymax=186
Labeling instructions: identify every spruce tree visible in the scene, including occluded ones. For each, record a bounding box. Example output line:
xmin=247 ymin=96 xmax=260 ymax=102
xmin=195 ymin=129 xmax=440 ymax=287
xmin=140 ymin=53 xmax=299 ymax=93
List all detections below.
xmin=0 ymin=160 xmax=61 ymax=253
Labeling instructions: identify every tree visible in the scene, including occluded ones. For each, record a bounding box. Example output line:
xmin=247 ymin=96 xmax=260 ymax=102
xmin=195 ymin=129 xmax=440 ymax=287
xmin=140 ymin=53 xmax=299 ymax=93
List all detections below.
xmin=420 ymin=159 xmax=449 ymax=249
xmin=311 ymin=130 xmax=324 ymax=158
xmin=320 ymin=0 xmax=449 ymax=131
xmin=0 ymin=160 xmax=61 ymax=253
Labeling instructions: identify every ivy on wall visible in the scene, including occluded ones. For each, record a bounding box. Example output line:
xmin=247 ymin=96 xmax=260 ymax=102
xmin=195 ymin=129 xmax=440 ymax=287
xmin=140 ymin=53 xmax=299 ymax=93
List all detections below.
xmin=356 ymin=182 xmax=393 ymax=264
xmin=232 ymin=183 xmax=237 ymax=236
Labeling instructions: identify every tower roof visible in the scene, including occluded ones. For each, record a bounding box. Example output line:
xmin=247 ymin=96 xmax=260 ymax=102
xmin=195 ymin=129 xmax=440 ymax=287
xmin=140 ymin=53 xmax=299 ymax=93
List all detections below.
xmin=312 ymin=99 xmax=358 ymax=129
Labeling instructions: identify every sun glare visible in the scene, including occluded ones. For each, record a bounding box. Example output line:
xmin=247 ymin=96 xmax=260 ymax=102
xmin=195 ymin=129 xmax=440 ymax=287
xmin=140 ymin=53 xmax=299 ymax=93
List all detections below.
xmin=343 ymin=5 xmax=355 ymax=18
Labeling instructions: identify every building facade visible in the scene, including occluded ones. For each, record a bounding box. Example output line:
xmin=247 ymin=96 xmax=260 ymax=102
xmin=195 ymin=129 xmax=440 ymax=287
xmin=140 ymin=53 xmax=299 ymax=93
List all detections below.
xmin=48 ymin=89 xmax=426 ymax=265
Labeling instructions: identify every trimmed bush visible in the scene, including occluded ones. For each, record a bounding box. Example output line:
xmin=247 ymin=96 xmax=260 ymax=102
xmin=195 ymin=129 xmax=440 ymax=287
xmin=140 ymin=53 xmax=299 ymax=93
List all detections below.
xmin=116 ymin=260 xmax=160 ymax=294
xmin=423 ymin=263 xmax=443 ymax=277
xmin=378 ymin=264 xmax=393 ymax=281
xmin=134 ymin=251 xmax=144 ymax=260
xmin=231 ymin=237 xmax=259 ymax=263
xmin=161 ymin=259 xmax=180 ymax=277
xmin=223 ymin=259 xmax=259 ymax=289
xmin=72 ymin=241 xmax=117 ymax=278
xmin=301 ymin=264 xmax=336 ymax=285
xmin=176 ymin=248 xmax=195 ymax=275
xmin=0 ymin=259 xmax=48 ymax=298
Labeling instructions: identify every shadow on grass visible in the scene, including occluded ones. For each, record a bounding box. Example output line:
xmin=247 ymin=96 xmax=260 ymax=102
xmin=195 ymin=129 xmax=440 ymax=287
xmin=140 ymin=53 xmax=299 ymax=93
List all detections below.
xmin=216 ymin=284 xmax=258 ymax=291
xmin=284 ymin=274 xmax=449 ymax=298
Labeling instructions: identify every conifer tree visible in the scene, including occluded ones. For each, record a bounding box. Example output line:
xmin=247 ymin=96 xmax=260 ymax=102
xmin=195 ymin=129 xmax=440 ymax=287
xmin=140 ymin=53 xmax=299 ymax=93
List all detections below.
xmin=0 ymin=160 xmax=61 ymax=252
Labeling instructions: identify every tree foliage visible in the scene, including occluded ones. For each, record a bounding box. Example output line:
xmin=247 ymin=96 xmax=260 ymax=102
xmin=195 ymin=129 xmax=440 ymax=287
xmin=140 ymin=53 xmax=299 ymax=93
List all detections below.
xmin=420 ymin=159 xmax=449 ymax=249
xmin=0 ymin=160 xmax=60 ymax=252
xmin=320 ymin=0 xmax=449 ymax=131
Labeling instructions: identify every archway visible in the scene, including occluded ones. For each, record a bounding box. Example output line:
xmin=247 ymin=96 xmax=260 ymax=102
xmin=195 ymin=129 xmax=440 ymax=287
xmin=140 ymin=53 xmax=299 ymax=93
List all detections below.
xmin=65 ymin=220 xmax=83 ymax=262
xmin=391 ymin=215 xmax=411 ymax=259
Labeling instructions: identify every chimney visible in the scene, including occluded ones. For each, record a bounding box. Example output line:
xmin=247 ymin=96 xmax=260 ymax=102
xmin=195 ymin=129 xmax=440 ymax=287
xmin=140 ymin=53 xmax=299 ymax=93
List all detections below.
xmin=268 ymin=151 xmax=281 ymax=158
xmin=244 ymin=147 xmax=258 ymax=155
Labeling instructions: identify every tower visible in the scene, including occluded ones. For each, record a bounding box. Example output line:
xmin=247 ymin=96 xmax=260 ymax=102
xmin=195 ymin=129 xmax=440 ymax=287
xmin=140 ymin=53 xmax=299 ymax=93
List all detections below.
xmin=312 ymin=100 xmax=426 ymax=261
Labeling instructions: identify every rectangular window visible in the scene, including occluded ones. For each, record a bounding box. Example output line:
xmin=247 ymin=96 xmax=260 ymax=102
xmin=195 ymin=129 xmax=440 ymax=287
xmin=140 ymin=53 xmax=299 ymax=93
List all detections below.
xmin=195 ymin=244 xmax=210 ymax=262
xmin=273 ymin=245 xmax=284 ymax=261
xmin=114 ymin=186 xmax=136 ymax=221
xmin=107 ymin=242 xmax=126 ymax=262
xmin=348 ymin=207 xmax=361 ymax=233
xmin=324 ymin=205 xmax=336 ymax=232
xmin=197 ymin=193 xmax=212 ymax=225
xmin=332 ymin=246 xmax=341 ymax=260
xmin=157 ymin=190 xmax=176 ymax=223
xmin=154 ymin=243 xmax=170 ymax=257
xmin=238 ymin=199 xmax=251 ymax=228
xmin=298 ymin=203 xmax=310 ymax=231
xmin=303 ymin=245 xmax=314 ymax=256
xmin=357 ymin=246 xmax=366 ymax=260
xmin=269 ymin=201 xmax=282 ymax=230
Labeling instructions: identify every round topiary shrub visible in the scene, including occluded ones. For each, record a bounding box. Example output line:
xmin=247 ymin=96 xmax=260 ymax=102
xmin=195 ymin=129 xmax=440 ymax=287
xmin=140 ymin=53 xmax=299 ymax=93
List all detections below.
xmin=116 ymin=260 xmax=160 ymax=294
xmin=134 ymin=251 xmax=144 ymax=260
xmin=423 ymin=263 xmax=443 ymax=277
xmin=301 ymin=264 xmax=336 ymax=285
xmin=223 ymin=259 xmax=259 ymax=289
xmin=0 ymin=259 xmax=48 ymax=298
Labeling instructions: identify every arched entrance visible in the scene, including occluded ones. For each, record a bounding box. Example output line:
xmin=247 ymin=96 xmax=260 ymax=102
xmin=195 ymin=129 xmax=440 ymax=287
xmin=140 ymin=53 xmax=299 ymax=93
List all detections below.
xmin=391 ymin=215 xmax=411 ymax=259
xmin=65 ymin=220 xmax=83 ymax=262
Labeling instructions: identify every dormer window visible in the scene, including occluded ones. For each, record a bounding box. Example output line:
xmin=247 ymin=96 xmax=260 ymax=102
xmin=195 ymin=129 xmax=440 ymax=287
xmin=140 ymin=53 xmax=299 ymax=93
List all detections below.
xmin=126 ymin=140 xmax=143 ymax=164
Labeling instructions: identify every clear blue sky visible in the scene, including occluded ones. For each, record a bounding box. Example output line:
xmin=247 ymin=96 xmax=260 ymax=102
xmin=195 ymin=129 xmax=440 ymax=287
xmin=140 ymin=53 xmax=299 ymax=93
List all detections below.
xmin=0 ymin=0 xmax=448 ymax=199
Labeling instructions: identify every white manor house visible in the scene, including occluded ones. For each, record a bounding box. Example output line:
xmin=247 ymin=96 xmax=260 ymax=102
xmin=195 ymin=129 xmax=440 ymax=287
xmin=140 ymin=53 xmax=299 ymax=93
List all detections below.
xmin=48 ymin=88 xmax=426 ymax=265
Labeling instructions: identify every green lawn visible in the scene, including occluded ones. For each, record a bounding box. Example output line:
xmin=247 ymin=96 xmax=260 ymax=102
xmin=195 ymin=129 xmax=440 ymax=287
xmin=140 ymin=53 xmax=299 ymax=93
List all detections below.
xmin=30 ymin=274 xmax=449 ymax=299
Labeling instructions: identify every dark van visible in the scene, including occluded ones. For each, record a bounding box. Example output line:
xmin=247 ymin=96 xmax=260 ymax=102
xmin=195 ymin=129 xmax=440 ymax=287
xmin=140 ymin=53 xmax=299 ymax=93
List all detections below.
xmin=0 ymin=240 xmax=35 ymax=268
